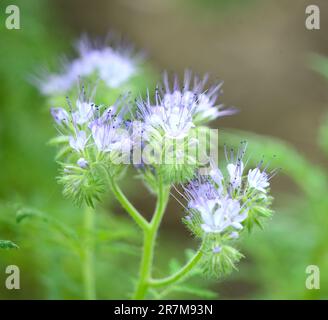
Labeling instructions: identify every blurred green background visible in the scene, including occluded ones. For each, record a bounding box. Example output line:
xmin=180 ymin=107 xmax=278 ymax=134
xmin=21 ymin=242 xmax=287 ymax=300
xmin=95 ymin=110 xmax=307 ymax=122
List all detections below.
xmin=1 ymin=0 xmax=328 ymax=299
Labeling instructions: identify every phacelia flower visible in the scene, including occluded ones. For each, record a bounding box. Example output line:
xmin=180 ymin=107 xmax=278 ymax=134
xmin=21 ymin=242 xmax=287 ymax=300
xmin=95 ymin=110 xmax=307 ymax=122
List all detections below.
xmin=227 ymin=162 xmax=244 ymax=189
xmin=160 ymin=70 xmax=237 ymax=125
xmin=69 ymin=130 xmax=88 ymax=152
xmin=182 ymin=142 xmax=274 ymax=239
xmin=136 ymin=91 xmax=195 ymax=141
xmin=51 ymin=88 xmax=133 ymax=207
xmin=90 ymin=110 xmax=129 ymax=153
xmin=184 ymin=176 xmax=248 ymax=237
xmin=36 ymin=35 xmax=141 ymax=95
xmin=50 ymin=87 xmax=133 ymax=161
xmin=72 ymin=99 xmax=95 ymax=125
xmin=77 ymin=157 xmax=89 ymax=168
xmin=179 ymin=144 xmax=275 ymax=279
xmin=247 ymin=167 xmax=270 ymax=193
xmin=199 ymin=197 xmax=247 ymax=234
xmin=50 ymin=107 xmax=69 ymax=125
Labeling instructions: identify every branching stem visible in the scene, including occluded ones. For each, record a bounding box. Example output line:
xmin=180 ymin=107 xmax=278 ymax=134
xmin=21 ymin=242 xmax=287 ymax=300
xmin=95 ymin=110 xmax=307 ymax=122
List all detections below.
xmin=108 ymin=177 xmax=149 ymax=231
xmin=149 ymin=244 xmax=204 ymax=288
xmin=107 ymin=172 xmax=203 ymax=299
xmin=133 ymin=179 xmax=170 ymax=299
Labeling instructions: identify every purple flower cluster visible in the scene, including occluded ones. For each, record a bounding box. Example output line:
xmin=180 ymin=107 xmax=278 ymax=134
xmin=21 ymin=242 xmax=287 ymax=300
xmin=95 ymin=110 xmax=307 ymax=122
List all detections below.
xmin=36 ymin=36 xmax=140 ymax=95
xmin=182 ymin=143 xmax=274 ymax=238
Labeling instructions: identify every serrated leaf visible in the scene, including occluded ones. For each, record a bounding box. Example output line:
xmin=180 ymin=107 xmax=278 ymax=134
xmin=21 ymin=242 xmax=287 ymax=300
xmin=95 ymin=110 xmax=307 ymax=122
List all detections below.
xmin=16 ymin=208 xmax=77 ymax=241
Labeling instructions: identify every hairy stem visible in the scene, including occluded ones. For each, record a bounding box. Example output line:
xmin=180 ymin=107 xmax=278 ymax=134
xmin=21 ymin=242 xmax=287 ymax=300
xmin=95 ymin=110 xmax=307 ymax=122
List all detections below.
xmin=133 ymin=181 xmax=170 ymax=299
xmin=108 ymin=178 xmax=149 ymax=231
xmin=82 ymin=206 xmax=96 ymax=300
xmin=149 ymin=243 xmax=204 ymax=288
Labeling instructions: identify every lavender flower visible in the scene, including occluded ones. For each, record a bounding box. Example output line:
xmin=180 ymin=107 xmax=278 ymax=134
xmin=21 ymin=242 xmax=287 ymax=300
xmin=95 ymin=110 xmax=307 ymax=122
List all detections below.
xmin=36 ymin=36 xmax=140 ymax=95
xmin=90 ymin=117 xmax=124 ymax=152
xmin=89 ymin=97 xmax=132 ymax=153
xmin=50 ymin=107 xmax=69 ymax=125
xmin=160 ymin=70 xmax=237 ymax=125
xmin=225 ymin=142 xmax=247 ymax=190
xmin=76 ymin=37 xmax=138 ymax=88
xmin=77 ymin=157 xmax=88 ymax=168
xmin=69 ymin=130 xmax=88 ymax=152
xmin=181 ymin=143 xmax=275 ymax=239
xmin=200 ymin=197 xmax=247 ymax=234
xmin=186 ymin=178 xmax=221 ymax=210
xmin=40 ymin=73 xmax=74 ymax=96
xmin=212 ymin=246 xmax=222 ymax=254
xmin=72 ymin=99 xmax=95 ymax=125
xmin=49 ymin=83 xmax=134 ymax=164
xmin=227 ymin=162 xmax=244 ymax=189
xmin=184 ymin=177 xmax=247 ymax=235
xmin=137 ymin=91 xmax=195 ymax=140
xmin=247 ymin=168 xmax=269 ymax=193
xmin=229 ymin=231 xmax=239 ymax=239
xmin=209 ymin=166 xmax=224 ymax=192
xmin=136 ymin=70 xmax=237 ymax=141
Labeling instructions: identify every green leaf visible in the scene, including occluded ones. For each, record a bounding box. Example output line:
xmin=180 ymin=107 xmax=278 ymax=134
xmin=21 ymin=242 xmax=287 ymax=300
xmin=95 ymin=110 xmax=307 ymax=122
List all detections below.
xmin=0 ymin=240 xmax=19 ymax=249
xmin=16 ymin=207 xmax=77 ymax=241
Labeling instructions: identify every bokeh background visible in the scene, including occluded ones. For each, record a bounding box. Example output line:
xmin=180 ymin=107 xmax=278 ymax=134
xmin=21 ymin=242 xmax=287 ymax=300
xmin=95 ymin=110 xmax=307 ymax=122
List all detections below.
xmin=1 ymin=0 xmax=328 ymax=299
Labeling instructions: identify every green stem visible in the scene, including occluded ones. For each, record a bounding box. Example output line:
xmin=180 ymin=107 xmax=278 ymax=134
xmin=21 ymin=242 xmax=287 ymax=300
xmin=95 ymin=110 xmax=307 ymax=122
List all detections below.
xmin=108 ymin=178 xmax=149 ymax=231
xmin=149 ymin=244 xmax=204 ymax=288
xmin=82 ymin=206 xmax=96 ymax=300
xmin=133 ymin=181 xmax=170 ymax=299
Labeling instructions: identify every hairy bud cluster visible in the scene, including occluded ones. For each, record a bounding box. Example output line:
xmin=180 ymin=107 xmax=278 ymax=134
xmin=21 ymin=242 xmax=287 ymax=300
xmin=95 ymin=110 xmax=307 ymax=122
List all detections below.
xmin=181 ymin=142 xmax=275 ymax=277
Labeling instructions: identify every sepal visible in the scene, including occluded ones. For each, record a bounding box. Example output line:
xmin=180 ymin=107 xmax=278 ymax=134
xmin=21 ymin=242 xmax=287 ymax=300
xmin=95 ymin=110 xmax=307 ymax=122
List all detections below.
xmin=57 ymin=162 xmax=106 ymax=208
xmin=200 ymin=235 xmax=243 ymax=278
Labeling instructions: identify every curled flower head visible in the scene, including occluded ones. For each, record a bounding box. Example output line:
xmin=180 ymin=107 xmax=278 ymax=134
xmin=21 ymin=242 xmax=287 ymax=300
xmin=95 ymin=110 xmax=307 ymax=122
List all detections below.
xmin=76 ymin=36 xmax=139 ymax=88
xmin=52 ymin=86 xmax=132 ymax=154
xmin=179 ymin=143 xmax=275 ymax=278
xmin=136 ymin=85 xmax=201 ymax=184
xmin=136 ymin=90 xmax=195 ymax=141
xmin=35 ymin=35 xmax=141 ymax=96
xmin=160 ymin=70 xmax=237 ymax=125
xmin=183 ymin=177 xmax=248 ymax=238
xmin=50 ymin=87 xmax=133 ymax=206
xmin=181 ymin=142 xmax=275 ymax=238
